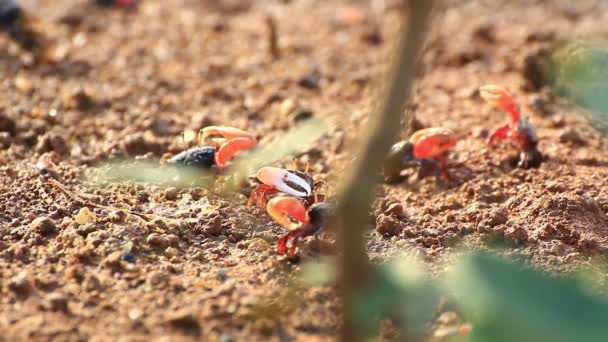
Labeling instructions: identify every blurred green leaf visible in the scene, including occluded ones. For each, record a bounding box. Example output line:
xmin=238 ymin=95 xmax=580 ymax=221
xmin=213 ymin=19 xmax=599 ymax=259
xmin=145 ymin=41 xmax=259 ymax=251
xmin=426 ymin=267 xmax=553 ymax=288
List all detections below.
xmin=350 ymin=257 xmax=439 ymax=340
xmin=85 ymin=160 xmax=214 ymax=188
xmin=445 ymin=253 xmax=608 ymax=342
xmin=85 ymin=118 xmax=330 ymax=191
xmin=299 ymin=259 xmax=336 ymax=287
xmin=550 ymin=40 xmax=608 ymax=133
xmin=227 ymin=117 xmax=330 ymax=184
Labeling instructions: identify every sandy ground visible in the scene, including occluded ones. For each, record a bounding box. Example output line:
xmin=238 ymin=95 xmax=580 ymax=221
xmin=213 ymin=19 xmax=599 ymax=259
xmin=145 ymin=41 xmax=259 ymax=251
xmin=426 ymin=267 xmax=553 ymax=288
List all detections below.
xmin=2 ymin=0 xmax=608 ymax=340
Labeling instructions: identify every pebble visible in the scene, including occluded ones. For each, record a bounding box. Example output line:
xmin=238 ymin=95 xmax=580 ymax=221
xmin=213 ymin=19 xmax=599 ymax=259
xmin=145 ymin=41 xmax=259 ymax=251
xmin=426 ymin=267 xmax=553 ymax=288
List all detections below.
xmin=75 ymin=207 xmax=95 ymax=225
xmin=279 ymin=98 xmax=297 ymax=116
xmin=165 ymin=310 xmax=201 ymax=336
xmin=36 ymin=133 xmax=68 ymax=155
xmin=0 ymin=112 xmax=16 ymax=134
xmin=298 ymin=73 xmax=320 ymax=89
xmin=375 ymin=214 xmax=402 ymax=237
xmin=14 ymin=74 xmax=33 ymax=94
xmin=147 ymin=270 xmax=169 ymax=287
xmin=147 ymin=233 xmax=169 ymax=248
xmin=559 ymin=128 xmax=585 ymax=145
xmin=30 ymin=217 xmax=57 ymax=236
xmin=8 ymin=271 xmax=32 ymax=297
xmin=45 ymin=293 xmax=69 ymax=312
xmin=62 ymin=88 xmax=94 ymax=110
xmin=384 ymin=203 xmax=406 ymax=219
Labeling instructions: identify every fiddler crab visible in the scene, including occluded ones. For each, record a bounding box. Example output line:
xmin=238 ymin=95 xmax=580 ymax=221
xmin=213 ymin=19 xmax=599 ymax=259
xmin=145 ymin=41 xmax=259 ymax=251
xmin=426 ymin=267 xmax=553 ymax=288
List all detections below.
xmin=169 ymin=126 xmax=257 ymax=172
xmin=248 ymin=166 xmax=333 ymax=257
xmin=479 ymin=84 xmax=543 ymax=168
xmin=383 ymin=127 xmax=458 ymax=183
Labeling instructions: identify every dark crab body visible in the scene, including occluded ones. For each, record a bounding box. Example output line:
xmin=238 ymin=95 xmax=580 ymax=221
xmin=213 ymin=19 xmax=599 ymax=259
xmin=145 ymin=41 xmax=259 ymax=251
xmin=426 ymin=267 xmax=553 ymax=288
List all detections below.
xmin=277 ymin=202 xmax=335 ymax=257
xmin=168 ymin=126 xmax=257 ymax=172
xmin=169 ymin=146 xmax=217 ymax=170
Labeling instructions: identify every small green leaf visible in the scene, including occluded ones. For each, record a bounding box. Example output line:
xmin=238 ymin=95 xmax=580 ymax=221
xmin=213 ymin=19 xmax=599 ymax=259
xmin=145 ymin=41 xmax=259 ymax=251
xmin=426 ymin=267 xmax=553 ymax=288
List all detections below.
xmin=299 ymin=259 xmax=336 ymax=287
xmin=445 ymin=253 xmax=608 ymax=342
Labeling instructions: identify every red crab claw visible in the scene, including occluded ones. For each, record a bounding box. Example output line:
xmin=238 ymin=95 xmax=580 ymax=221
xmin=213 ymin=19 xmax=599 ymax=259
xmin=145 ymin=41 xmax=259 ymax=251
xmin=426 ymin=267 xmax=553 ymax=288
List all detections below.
xmin=410 ymin=127 xmax=458 ymax=160
xmin=479 ymin=85 xmax=521 ymax=124
xmin=266 ymin=196 xmax=308 ymax=229
xmin=276 ymin=203 xmax=335 ymax=257
xmin=199 ymin=126 xmax=257 ymax=170
xmin=255 ymin=167 xmax=313 ymax=198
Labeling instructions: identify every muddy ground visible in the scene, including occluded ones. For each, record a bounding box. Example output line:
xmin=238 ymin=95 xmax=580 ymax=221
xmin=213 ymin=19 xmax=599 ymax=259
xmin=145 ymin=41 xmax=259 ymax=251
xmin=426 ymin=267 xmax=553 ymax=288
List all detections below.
xmin=2 ymin=0 xmax=608 ymax=340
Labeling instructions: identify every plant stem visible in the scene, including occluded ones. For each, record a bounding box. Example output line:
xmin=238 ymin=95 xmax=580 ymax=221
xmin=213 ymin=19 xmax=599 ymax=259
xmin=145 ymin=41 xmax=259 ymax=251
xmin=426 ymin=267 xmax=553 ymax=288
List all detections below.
xmin=333 ymin=1 xmax=434 ymax=340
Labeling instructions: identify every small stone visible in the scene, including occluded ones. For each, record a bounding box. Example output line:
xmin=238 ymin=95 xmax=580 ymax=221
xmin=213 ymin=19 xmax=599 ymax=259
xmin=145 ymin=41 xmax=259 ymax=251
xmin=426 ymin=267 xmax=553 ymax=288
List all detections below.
xmin=375 ymin=214 xmax=402 ymax=237
xmin=147 ymin=270 xmax=169 ymax=287
xmin=279 ymin=98 xmax=297 ymax=116
xmin=550 ymin=115 xmax=566 ymax=128
xmin=505 ymin=227 xmax=528 ymax=243
xmin=165 ymin=310 xmax=201 ymax=336
xmin=196 ymin=215 xmax=223 ymax=237
xmin=30 ymin=217 xmax=57 ymax=236
xmin=120 ymin=134 xmax=162 ymax=156
xmin=121 ymin=252 xmax=137 ymax=263
xmin=484 ymin=208 xmax=508 ymax=227
xmin=8 ymin=271 xmax=32 ymax=297
xmin=164 ymin=187 xmax=179 ymax=201
xmin=0 ymin=112 xmax=16 ymax=134
xmin=298 ymin=73 xmax=320 ymax=89
xmin=578 ymin=238 xmax=600 ymax=253
xmin=217 ymin=268 xmax=228 ymax=281
xmin=14 ymin=74 xmax=33 ymax=94
xmin=530 ymin=96 xmax=553 ymax=117
xmin=291 ymin=109 xmax=314 ymax=123
xmin=36 ymin=133 xmax=68 ymax=155
xmin=0 ymin=131 xmax=11 ymax=148
xmin=109 ymin=210 xmax=126 ymax=223
xmin=147 ymin=233 xmax=169 ymax=248
xmin=45 ymin=293 xmax=69 ymax=312
xmin=128 ymin=308 xmax=144 ymax=321
xmin=83 ymin=274 xmax=102 ymax=292
xmin=559 ymin=128 xmax=585 ymax=145
xmin=101 ymin=251 xmax=124 ymax=271
xmin=75 ymin=207 xmax=95 ymax=225
xmin=384 ymin=203 xmax=405 ymax=219
xmin=62 ymin=88 xmax=95 ymax=110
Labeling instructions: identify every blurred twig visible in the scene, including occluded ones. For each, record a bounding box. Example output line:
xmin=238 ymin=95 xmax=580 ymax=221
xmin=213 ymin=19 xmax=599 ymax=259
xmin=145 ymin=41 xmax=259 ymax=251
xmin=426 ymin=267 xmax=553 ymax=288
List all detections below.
xmin=266 ymin=14 xmax=280 ymax=59
xmin=331 ymin=0 xmax=434 ymax=340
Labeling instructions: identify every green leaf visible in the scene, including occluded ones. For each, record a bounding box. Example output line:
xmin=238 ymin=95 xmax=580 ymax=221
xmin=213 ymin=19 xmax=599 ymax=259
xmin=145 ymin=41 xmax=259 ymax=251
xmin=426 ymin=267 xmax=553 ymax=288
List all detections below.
xmin=445 ymin=253 xmax=608 ymax=342
xmin=298 ymin=259 xmax=336 ymax=287
xmin=350 ymin=257 xmax=439 ymax=339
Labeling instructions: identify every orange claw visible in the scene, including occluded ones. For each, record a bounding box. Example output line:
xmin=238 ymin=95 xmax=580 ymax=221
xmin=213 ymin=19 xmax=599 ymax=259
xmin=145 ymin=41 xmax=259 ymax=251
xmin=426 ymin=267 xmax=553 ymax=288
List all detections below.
xmin=410 ymin=127 xmax=458 ymax=159
xmin=200 ymin=126 xmax=257 ymax=144
xmin=479 ymin=85 xmax=520 ymax=123
xmin=215 ymin=137 xmax=257 ymax=169
xmin=199 ymin=126 xmax=257 ymax=170
xmin=266 ymin=196 xmax=308 ymax=230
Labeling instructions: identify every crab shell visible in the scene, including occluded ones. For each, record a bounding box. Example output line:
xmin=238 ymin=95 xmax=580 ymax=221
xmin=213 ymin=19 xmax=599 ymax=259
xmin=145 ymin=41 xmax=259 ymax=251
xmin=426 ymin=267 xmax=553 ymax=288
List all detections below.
xmin=409 ymin=127 xmax=458 ymax=159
